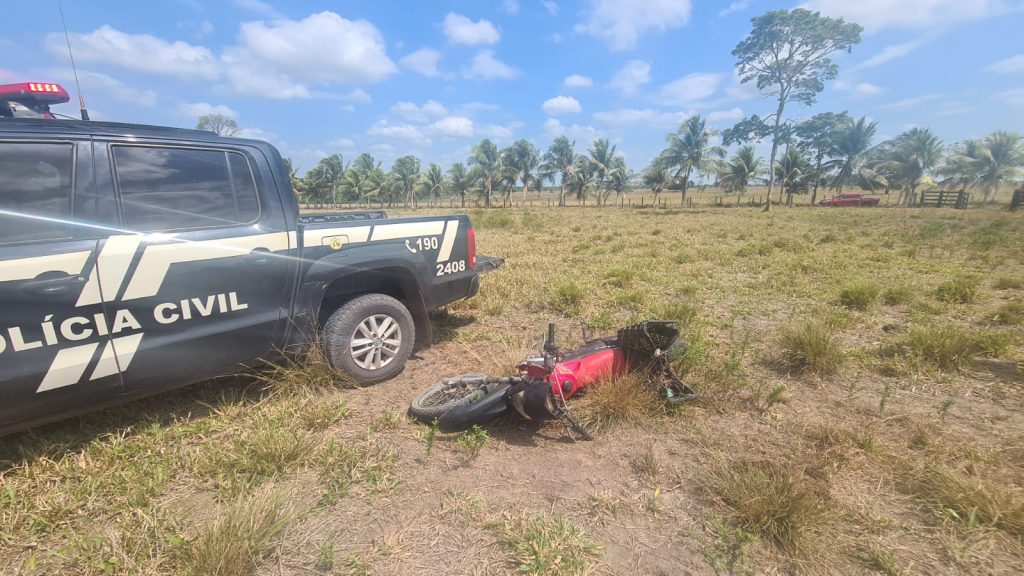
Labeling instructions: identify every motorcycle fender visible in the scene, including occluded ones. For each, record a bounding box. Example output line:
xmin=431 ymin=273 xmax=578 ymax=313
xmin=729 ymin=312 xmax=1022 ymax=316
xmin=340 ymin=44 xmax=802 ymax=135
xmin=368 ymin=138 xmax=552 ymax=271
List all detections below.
xmin=437 ymin=385 xmax=510 ymax=431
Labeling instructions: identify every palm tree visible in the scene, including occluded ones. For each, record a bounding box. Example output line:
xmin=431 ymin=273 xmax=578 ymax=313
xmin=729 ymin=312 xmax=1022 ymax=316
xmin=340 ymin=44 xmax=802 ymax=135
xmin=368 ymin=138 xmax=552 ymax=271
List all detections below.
xmin=501 ymin=140 xmax=542 ymax=203
xmin=541 ymin=136 xmax=577 ymax=207
xmin=794 ymin=111 xmax=849 ymax=206
xmin=568 ymin=157 xmax=596 ymax=203
xmin=390 ymin=155 xmax=421 ymax=207
xmin=659 ymin=114 xmax=726 ymax=206
xmin=447 ymin=162 xmax=478 ymax=208
xmin=470 ymin=139 xmax=501 ymax=208
xmin=775 ymin=147 xmax=811 ymax=206
xmin=588 ymin=138 xmax=620 ymax=206
xmin=872 ymin=128 xmax=943 ymax=206
xmin=642 ymin=161 xmax=670 ymax=205
xmin=973 ymin=131 xmax=1024 ymax=203
xmin=718 ymin=145 xmax=764 ymax=205
xmin=830 ymin=116 xmax=877 ymax=195
xmin=606 ymin=156 xmax=632 ymax=204
xmin=418 ymin=163 xmax=446 ymax=204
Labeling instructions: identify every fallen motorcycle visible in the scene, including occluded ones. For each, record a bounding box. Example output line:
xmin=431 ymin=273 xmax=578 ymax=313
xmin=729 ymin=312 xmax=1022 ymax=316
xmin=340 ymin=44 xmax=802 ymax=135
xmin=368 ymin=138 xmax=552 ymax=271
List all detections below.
xmin=408 ymin=320 xmax=697 ymax=439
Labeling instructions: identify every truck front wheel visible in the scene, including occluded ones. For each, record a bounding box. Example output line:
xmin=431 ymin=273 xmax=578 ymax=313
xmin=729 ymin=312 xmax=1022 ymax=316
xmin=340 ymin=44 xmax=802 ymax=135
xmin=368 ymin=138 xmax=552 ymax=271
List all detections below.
xmin=323 ymin=294 xmax=415 ymax=385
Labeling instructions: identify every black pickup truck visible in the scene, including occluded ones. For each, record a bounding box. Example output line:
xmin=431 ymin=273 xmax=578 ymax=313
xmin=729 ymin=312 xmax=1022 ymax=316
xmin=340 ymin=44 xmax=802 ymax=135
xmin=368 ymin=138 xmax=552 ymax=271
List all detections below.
xmin=0 ymin=118 xmax=499 ymax=435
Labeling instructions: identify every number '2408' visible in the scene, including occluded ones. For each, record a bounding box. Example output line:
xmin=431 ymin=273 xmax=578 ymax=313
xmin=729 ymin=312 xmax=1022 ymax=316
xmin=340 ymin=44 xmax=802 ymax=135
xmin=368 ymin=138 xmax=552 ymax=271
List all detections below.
xmin=436 ymin=260 xmax=466 ymax=276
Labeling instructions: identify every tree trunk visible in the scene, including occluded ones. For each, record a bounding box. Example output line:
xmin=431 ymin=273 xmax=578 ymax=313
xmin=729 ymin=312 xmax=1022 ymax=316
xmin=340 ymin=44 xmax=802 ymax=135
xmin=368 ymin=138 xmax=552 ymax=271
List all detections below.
xmin=485 ymin=177 xmax=492 ymax=208
xmin=765 ymin=97 xmax=786 ymax=213
xmin=461 ymin=193 xmax=465 ymax=208
xmin=681 ymin=166 xmax=692 ymax=207
xmin=522 ymin=180 xmax=529 ymax=202
xmin=811 ymin=155 xmax=823 ymax=206
xmin=558 ymin=184 xmax=565 ymax=207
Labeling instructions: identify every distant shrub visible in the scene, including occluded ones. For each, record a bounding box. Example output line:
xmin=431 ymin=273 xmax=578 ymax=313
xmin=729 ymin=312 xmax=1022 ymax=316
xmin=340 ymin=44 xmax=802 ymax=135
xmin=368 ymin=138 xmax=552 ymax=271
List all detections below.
xmin=838 ymin=281 xmax=880 ymax=310
xmin=470 ymin=209 xmax=514 ymax=229
xmin=935 ymin=277 xmax=979 ymax=304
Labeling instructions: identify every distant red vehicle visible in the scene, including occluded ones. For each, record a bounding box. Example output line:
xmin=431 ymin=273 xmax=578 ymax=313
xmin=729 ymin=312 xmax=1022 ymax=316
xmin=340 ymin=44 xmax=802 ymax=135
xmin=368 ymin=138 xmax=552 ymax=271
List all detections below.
xmin=820 ymin=193 xmax=880 ymax=207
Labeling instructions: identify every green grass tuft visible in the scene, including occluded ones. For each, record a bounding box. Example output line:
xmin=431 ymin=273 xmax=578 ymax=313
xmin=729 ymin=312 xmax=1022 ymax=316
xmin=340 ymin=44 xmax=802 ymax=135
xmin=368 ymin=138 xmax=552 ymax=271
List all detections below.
xmin=935 ymin=277 xmax=979 ymax=304
xmin=549 ymin=282 xmax=585 ymax=315
xmin=778 ymin=320 xmax=845 ymax=376
xmin=494 ymin=514 xmax=601 ymax=576
xmin=888 ymin=325 xmax=1009 ymax=371
xmin=838 ymin=281 xmax=880 ymax=310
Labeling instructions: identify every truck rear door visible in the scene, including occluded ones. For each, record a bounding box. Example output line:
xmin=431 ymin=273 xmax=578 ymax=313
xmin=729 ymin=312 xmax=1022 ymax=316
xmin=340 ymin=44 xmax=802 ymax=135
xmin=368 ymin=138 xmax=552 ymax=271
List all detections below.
xmin=0 ymin=138 xmax=123 ymax=432
xmin=99 ymin=141 xmax=294 ymax=394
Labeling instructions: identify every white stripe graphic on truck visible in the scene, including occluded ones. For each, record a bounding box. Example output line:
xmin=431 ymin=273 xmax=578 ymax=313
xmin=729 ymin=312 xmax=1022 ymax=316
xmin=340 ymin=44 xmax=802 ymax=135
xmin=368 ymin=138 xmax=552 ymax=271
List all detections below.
xmin=0 ymin=251 xmax=91 ymax=283
xmin=90 ymin=333 xmax=145 ymax=381
xmin=121 ymin=232 xmax=290 ymax=301
xmin=302 ymin=220 xmax=460 ymax=263
xmin=36 ymin=342 xmax=101 ymax=392
xmin=76 ymin=235 xmax=143 ymax=306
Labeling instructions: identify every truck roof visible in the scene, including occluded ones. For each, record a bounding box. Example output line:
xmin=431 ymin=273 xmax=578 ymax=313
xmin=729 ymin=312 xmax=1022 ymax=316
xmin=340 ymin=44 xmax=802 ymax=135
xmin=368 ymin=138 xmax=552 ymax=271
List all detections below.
xmin=0 ymin=118 xmax=269 ymax=147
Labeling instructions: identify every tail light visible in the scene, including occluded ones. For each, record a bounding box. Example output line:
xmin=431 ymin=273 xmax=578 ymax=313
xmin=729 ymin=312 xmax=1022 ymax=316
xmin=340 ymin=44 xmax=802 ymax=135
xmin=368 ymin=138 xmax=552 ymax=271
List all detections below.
xmin=467 ymin=226 xmax=476 ymax=269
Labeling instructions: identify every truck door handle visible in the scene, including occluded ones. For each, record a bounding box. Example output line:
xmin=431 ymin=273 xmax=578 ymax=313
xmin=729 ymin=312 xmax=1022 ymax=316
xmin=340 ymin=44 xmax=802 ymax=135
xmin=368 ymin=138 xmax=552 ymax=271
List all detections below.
xmin=21 ymin=275 xmax=86 ymax=297
xmin=249 ymin=248 xmax=272 ymax=264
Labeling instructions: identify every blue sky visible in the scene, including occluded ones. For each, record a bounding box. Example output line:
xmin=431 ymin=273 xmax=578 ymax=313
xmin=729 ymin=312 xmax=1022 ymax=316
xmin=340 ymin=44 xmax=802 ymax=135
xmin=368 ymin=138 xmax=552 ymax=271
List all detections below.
xmin=3 ymin=0 xmax=1023 ymax=174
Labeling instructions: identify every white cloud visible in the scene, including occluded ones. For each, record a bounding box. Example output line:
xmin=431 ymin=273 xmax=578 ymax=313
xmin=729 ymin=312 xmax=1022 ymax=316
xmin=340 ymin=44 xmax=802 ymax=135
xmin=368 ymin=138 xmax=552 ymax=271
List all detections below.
xmin=391 ymin=100 xmax=448 ymax=122
xmin=564 ymin=74 xmax=593 ymax=88
xmin=43 ymin=68 xmax=159 ymax=107
xmin=46 ymin=25 xmax=219 ymax=79
xmin=987 ymin=54 xmax=1024 ymax=74
xmin=542 ymin=95 xmax=582 ymax=115
xmin=593 ymin=108 xmax=687 ymax=127
xmin=232 ymin=0 xmax=285 ymax=19
xmin=234 ymin=12 xmax=396 ymax=86
xmin=852 ymin=40 xmax=925 ymax=70
xmin=881 ymin=93 xmax=942 ymax=109
xmin=367 ymin=120 xmax=430 ymax=144
xmin=428 ymin=116 xmax=475 ymax=138
xmin=464 ymin=50 xmax=519 ymax=79
xmin=543 ymin=118 xmax=601 ymax=141
xmin=443 ymin=13 xmax=500 ymax=45
xmin=609 ymin=60 xmax=651 ymax=96
xmin=328 ymin=138 xmax=356 ymax=148
xmin=342 ymin=88 xmax=372 ymax=104
xmin=576 ymin=0 xmax=692 ymax=51
xmin=502 ymin=0 xmax=521 ymax=15
xmin=834 ymin=80 xmax=884 ymax=98
xmin=706 ymin=107 xmax=744 ymax=123
xmin=400 ymin=48 xmax=442 ymax=77
xmin=994 ymin=87 xmax=1024 ymax=107
xmin=478 ymin=121 xmax=523 ymax=140
xmin=798 ymin=0 xmax=1013 ymax=32
xmin=541 ymin=1 xmax=560 ymax=16
xmin=179 ymin=102 xmax=237 ymax=118
xmin=656 ymin=73 xmax=724 ymax=105
xmin=718 ymin=1 xmax=750 ymax=17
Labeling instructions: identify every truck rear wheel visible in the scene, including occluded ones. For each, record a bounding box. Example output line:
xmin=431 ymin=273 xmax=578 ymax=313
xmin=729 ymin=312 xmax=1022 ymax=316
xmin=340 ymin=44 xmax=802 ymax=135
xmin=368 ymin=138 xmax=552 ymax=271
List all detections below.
xmin=323 ymin=294 xmax=415 ymax=385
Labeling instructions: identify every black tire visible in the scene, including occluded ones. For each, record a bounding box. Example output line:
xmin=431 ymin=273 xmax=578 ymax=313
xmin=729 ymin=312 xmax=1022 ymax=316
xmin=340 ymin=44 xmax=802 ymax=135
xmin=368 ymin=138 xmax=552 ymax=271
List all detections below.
xmin=323 ymin=294 xmax=415 ymax=385
xmin=409 ymin=373 xmax=503 ymax=422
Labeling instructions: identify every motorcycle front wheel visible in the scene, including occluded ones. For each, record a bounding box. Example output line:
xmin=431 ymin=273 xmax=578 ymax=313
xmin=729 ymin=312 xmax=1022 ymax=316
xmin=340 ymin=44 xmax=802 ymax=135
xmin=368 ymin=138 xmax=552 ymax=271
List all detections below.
xmin=409 ymin=373 xmax=510 ymax=424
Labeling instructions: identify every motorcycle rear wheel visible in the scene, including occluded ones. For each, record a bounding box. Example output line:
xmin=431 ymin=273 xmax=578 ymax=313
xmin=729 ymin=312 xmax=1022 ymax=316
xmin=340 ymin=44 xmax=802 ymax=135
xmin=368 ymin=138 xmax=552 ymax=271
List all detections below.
xmin=409 ymin=373 xmax=509 ymax=423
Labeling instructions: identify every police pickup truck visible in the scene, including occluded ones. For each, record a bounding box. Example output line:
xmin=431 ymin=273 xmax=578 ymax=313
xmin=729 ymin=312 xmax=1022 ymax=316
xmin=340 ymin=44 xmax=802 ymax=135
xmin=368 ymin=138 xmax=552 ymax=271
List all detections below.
xmin=0 ymin=110 xmax=498 ymax=435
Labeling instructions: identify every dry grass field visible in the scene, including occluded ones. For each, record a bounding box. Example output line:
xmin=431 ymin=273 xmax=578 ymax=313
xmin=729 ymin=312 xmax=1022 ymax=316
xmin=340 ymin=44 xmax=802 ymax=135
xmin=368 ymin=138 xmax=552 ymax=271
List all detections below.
xmin=1 ymin=204 xmax=1022 ymax=575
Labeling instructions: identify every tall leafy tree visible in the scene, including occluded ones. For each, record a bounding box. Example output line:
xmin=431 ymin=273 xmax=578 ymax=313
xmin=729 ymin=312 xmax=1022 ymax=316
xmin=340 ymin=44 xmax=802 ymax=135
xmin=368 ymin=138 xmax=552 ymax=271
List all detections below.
xmin=732 ymin=8 xmax=862 ymax=211
xmin=390 ymin=155 xmax=421 ymax=207
xmin=418 ymin=163 xmax=446 ymax=203
xmin=447 ymin=162 xmax=478 ymax=208
xmin=606 ymin=157 xmax=632 ymax=204
xmin=568 ymin=157 xmax=596 ymax=203
xmin=470 ymin=139 xmax=501 ymax=208
xmin=830 ymin=116 xmax=877 ymax=194
xmin=196 ymin=113 xmax=239 ymax=136
xmin=793 ymin=111 xmax=850 ymax=205
xmin=317 ymin=154 xmax=344 ymax=207
xmin=718 ymin=145 xmax=764 ymax=205
xmin=775 ymin=146 xmax=811 ymax=205
xmin=541 ymin=136 xmax=577 ymax=207
xmin=658 ymin=114 xmax=725 ymax=206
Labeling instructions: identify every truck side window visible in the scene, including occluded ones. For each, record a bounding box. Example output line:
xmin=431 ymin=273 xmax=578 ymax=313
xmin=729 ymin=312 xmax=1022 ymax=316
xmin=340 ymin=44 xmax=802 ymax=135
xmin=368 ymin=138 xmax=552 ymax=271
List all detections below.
xmin=112 ymin=146 xmax=260 ymax=232
xmin=0 ymin=142 xmax=74 ymax=244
